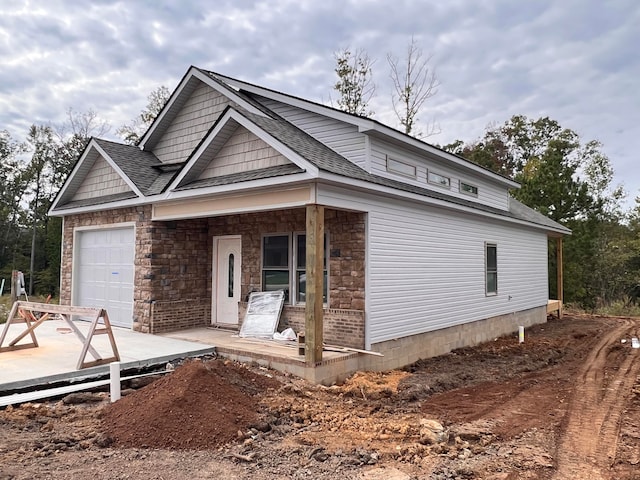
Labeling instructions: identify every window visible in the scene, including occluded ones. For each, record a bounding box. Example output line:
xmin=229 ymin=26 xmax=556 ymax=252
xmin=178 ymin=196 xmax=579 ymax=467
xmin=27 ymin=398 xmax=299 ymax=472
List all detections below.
xmin=295 ymin=234 xmax=327 ymax=303
xmin=428 ymin=171 xmax=450 ymax=188
xmin=460 ymin=182 xmax=478 ymax=196
xmin=485 ymin=243 xmax=497 ymax=295
xmin=228 ymin=254 xmax=234 ymax=297
xmin=262 ymin=235 xmax=290 ymax=301
xmin=386 ymin=156 xmax=416 ymax=178
xmin=261 ymin=233 xmax=328 ymax=304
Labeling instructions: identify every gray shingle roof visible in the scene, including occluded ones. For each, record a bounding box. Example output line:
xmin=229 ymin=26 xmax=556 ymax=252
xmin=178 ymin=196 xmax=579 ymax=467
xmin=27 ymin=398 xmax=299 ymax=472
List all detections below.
xmin=94 ymin=139 xmax=176 ymax=195
xmin=52 ymin=70 xmax=569 ymax=235
xmin=176 ymin=164 xmax=304 ymax=190
xmin=54 ymin=192 xmax=138 ymax=210
xmin=231 ymin=109 xmax=570 ymax=234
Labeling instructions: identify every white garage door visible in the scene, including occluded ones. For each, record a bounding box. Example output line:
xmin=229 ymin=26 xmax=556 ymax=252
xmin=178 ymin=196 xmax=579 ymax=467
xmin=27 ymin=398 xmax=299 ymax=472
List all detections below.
xmin=75 ymin=227 xmax=135 ymax=328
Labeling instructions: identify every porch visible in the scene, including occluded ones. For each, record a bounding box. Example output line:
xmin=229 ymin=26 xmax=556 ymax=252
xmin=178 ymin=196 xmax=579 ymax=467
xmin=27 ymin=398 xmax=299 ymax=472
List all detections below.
xmin=160 ymin=327 xmax=360 ymax=384
xmin=139 ymin=203 xmax=367 ymax=365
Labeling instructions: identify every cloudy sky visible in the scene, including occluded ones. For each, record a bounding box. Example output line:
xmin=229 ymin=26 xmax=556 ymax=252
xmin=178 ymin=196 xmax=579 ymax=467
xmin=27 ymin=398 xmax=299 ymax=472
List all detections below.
xmin=1 ymin=0 xmax=638 ymax=208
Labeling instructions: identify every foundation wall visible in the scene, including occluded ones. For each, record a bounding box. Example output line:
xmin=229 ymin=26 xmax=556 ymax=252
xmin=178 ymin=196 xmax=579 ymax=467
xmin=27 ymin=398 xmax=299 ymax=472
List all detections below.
xmin=208 ymin=208 xmax=366 ymax=310
xmin=360 ymin=305 xmax=547 ymax=372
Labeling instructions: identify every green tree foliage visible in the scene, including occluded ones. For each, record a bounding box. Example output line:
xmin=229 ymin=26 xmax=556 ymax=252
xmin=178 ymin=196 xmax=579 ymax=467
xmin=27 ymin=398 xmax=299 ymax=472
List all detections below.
xmin=0 ymin=110 xmax=111 ymax=297
xmin=444 ymin=115 xmax=634 ymax=310
xmin=0 ymin=130 xmax=28 ymax=282
xmin=333 ymin=48 xmax=376 ymax=117
xmin=117 ymin=85 xmax=170 ymax=145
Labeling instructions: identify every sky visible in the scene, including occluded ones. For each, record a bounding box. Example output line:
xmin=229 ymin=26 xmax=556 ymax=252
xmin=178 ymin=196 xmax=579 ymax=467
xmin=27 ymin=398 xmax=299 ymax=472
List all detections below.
xmin=1 ymin=0 xmax=638 ymax=209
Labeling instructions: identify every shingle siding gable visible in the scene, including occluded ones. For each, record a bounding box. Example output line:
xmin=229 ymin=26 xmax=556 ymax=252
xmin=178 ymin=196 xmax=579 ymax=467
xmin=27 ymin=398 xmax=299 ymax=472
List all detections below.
xmin=152 ymin=81 xmax=237 ymax=164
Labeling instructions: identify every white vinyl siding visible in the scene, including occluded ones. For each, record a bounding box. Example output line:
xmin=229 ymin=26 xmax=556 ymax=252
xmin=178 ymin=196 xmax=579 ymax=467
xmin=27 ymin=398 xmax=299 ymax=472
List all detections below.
xmin=254 ymin=96 xmax=367 ymax=168
xmin=369 ymin=137 xmax=510 ymax=211
xmin=72 ymin=155 xmax=132 ymax=201
xmin=198 ymin=126 xmax=291 ymax=179
xmin=317 ymin=185 xmax=549 ymax=346
xmin=153 ymin=82 xmax=236 ymax=164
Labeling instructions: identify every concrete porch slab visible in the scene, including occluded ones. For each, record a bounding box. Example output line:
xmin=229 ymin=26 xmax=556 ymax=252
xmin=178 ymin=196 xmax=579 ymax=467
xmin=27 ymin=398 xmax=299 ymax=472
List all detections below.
xmin=0 ymin=318 xmax=215 ymax=394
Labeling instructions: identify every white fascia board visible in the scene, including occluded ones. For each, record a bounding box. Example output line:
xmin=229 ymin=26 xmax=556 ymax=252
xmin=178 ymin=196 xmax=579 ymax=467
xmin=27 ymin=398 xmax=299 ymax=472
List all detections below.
xmin=139 ymin=67 xmax=265 ymax=150
xmin=49 ymin=140 xmax=97 ymax=213
xmin=360 ymin=125 xmax=520 ymax=189
xmin=163 ymin=172 xmax=314 ymax=202
xmin=48 ymin=139 xmax=142 ymax=214
xmin=168 ymin=109 xmax=320 ymax=191
xmin=49 ymin=196 xmax=149 ymax=217
xmin=316 ymin=171 xmax=569 ymax=235
xmin=92 ymin=143 xmax=144 ymax=197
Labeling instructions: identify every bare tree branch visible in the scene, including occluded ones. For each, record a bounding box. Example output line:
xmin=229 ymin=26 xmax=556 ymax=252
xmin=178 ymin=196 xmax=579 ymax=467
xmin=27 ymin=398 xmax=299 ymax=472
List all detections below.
xmin=387 ymin=37 xmax=440 ymax=137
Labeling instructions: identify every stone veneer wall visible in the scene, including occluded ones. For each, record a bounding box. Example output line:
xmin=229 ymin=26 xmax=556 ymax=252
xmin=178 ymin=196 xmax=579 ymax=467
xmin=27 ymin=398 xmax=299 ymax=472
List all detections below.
xmin=144 ymin=218 xmax=210 ymax=333
xmin=60 ymin=206 xmax=152 ymax=331
xmin=62 ymin=206 xmax=364 ymax=336
xmin=61 ymin=206 xmax=211 ymax=333
xmin=208 ymin=208 xmax=366 ymax=310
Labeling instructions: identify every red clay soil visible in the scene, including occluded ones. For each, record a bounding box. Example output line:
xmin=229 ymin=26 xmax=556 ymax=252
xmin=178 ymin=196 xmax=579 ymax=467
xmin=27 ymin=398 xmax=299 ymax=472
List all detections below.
xmin=2 ymin=314 xmax=639 ymax=480
xmin=100 ymin=359 xmax=280 ymax=449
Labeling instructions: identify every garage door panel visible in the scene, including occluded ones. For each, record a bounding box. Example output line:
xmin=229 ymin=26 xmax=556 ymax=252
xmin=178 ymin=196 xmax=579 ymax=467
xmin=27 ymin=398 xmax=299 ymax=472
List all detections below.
xmin=75 ymin=228 xmax=134 ymax=328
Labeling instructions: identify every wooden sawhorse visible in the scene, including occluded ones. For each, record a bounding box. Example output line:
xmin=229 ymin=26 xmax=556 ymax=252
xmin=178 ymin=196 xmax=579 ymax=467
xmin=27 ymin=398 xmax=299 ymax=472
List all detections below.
xmin=0 ymin=302 xmax=120 ymax=370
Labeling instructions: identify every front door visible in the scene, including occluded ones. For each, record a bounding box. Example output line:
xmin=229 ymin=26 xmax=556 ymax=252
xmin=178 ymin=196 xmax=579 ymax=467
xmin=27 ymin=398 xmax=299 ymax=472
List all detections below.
xmin=213 ymin=236 xmax=242 ymax=325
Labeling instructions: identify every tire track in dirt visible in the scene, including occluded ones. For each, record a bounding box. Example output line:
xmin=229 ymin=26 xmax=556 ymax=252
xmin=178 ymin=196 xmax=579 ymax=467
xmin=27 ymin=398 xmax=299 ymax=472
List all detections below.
xmin=553 ymin=318 xmax=640 ymax=480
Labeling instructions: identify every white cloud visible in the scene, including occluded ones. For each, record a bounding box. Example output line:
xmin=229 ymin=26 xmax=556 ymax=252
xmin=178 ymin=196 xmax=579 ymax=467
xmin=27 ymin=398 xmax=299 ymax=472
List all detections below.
xmin=0 ymin=0 xmax=638 ymax=201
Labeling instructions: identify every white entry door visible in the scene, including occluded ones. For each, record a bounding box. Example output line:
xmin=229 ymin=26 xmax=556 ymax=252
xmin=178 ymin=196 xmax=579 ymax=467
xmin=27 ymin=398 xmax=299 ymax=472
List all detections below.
xmin=214 ymin=237 xmax=242 ymax=325
xmin=75 ymin=227 xmax=135 ymax=328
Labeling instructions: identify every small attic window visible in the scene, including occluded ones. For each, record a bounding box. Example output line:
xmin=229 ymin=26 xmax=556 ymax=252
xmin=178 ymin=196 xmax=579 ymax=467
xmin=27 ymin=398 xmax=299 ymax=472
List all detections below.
xmin=428 ymin=171 xmax=450 ymax=188
xmin=460 ymin=182 xmax=479 ymax=196
xmin=386 ymin=156 xmax=416 ymax=178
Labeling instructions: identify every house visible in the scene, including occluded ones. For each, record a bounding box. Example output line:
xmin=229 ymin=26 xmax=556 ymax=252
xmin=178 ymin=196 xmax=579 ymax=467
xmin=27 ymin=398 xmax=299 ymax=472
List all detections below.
xmin=49 ymin=66 xmax=569 ymax=378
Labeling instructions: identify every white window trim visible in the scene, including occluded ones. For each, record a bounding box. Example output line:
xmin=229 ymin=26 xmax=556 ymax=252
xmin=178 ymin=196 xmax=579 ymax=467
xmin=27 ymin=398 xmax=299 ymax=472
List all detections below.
xmin=261 ymin=232 xmax=330 ymax=306
xmin=261 ymin=233 xmax=292 ymax=302
xmin=386 ymin=155 xmax=417 ymax=179
xmin=460 ymin=181 xmax=479 ymax=196
xmin=293 ymin=231 xmax=329 ymax=306
xmin=485 ymin=242 xmax=498 ymax=296
xmin=427 ymin=170 xmax=451 ymax=188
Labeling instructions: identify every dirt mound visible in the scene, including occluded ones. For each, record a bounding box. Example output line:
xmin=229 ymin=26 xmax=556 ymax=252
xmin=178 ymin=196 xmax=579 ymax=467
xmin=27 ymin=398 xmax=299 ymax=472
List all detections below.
xmin=100 ymin=359 xmax=280 ymax=450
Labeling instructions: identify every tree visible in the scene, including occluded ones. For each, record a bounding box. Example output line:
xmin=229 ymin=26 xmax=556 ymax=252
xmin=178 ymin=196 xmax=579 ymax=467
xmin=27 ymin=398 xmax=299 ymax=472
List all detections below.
xmin=24 ymin=125 xmax=57 ymax=294
xmin=387 ymin=37 xmax=439 ymax=137
xmin=117 ymin=85 xmax=170 ymax=145
xmin=0 ymin=130 xmax=27 ymax=274
xmin=53 ymin=108 xmax=111 ymax=188
xmin=333 ymin=48 xmax=375 ymax=117
xmin=445 ymin=115 xmax=629 ymax=309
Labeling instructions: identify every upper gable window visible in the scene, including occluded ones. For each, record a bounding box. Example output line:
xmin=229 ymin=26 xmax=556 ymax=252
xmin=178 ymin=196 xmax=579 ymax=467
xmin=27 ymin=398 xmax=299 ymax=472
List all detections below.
xmin=428 ymin=171 xmax=450 ymax=188
xmin=387 ymin=156 xmax=416 ymax=178
xmin=460 ymin=182 xmax=479 ymax=196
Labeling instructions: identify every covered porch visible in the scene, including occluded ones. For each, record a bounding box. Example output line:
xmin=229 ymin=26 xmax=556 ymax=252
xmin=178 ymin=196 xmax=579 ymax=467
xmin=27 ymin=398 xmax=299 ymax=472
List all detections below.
xmin=143 ymin=198 xmax=367 ymax=366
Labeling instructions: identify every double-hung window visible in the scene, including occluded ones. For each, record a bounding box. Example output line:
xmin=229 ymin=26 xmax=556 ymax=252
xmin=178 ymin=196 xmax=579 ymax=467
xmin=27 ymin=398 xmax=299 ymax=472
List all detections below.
xmin=262 ymin=233 xmax=328 ymax=304
xmin=295 ymin=233 xmax=327 ymax=303
xmin=485 ymin=243 xmax=498 ymax=295
xmin=262 ymin=235 xmax=291 ymax=300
